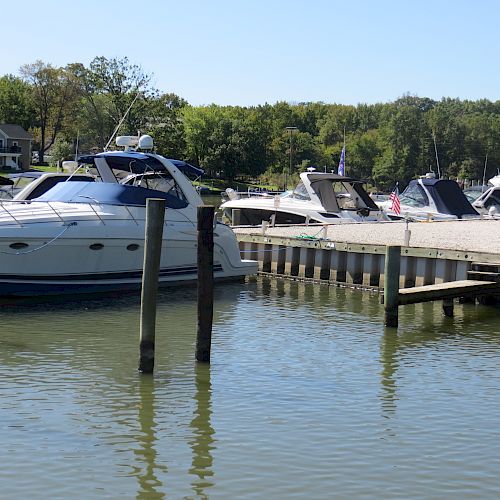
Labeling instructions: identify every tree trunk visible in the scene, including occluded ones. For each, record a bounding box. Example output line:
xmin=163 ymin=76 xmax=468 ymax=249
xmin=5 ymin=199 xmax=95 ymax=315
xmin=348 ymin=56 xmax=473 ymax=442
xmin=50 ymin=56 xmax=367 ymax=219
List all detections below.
xmin=39 ymin=127 xmax=45 ymax=164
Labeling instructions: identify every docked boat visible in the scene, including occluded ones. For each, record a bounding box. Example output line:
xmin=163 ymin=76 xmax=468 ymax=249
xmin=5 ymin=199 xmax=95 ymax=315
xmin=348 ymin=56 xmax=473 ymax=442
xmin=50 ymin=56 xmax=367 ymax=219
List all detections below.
xmin=220 ymin=170 xmax=390 ymax=225
xmin=0 ymin=135 xmax=257 ymax=296
xmin=377 ymin=174 xmax=479 ymax=220
xmin=470 ymin=174 xmax=500 ymax=216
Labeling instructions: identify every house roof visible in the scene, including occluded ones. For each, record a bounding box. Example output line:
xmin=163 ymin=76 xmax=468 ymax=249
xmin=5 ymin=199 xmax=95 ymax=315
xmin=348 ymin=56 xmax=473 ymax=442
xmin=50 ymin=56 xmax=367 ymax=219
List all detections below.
xmin=0 ymin=124 xmax=33 ymax=140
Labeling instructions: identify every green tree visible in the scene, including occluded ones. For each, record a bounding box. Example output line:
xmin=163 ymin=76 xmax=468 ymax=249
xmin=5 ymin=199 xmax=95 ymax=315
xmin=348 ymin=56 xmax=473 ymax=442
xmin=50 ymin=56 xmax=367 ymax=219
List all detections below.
xmin=50 ymin=138 xmax=73 ymax=167
xmin=67 ymin=57 xmax=154 ymax=150
xmin=144 ymin=92 xmax=188 ymax=158
xmin=20 ymin=61 xmax=79 ymax=163
xmin=0 ymin=75 xmax=36 ymax=130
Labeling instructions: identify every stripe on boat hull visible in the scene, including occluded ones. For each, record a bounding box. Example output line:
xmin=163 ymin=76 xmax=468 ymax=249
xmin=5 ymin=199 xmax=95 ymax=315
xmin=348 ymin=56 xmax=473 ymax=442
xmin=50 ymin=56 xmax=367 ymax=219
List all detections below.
xmin=0 ymin=264 xmax=224 ymax=296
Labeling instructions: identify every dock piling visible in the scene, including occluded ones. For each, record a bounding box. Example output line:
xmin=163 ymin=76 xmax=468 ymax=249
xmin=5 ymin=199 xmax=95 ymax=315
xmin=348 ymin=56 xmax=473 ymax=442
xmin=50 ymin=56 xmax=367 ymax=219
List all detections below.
xmin=442 ymin=298 xmax=454 ymax=317
xmin=196 ymin=206 xmax=215 ymax=363
xmin=384 ymin=245 xmax=401 ymax=328
xmin=139 ymin=198 xmax=166 ymax=374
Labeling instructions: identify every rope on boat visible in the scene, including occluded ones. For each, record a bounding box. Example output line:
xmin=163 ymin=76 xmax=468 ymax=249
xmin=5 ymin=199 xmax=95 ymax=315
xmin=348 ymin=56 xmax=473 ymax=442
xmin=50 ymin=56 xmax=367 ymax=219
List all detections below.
xmin=0 ymin=222 xmax=78 ymax=256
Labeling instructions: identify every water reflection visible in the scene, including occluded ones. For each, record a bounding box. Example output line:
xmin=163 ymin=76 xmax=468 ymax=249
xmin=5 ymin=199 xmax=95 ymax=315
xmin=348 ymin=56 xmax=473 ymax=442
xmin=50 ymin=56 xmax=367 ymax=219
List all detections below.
xmin=379 ymin=328 xmax=399 ymax=417
xmin=136 ymin=375 xmax=164 ymax=500
xmin=189 ymin=363 xmax=215 ymax=497
xmin=379 ymin=301 xmax=500 ymax=419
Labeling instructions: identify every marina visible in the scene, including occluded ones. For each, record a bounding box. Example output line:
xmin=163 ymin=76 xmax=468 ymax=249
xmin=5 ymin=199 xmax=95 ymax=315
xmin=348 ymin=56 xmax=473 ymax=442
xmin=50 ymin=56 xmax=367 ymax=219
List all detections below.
xmin=3 ymin=3 xmax=500 ymax=497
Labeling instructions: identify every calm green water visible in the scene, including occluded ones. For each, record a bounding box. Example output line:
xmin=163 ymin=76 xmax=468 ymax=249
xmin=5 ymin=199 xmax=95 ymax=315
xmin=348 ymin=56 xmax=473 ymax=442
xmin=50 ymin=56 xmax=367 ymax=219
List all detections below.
xmin=0 ymin=277 xmax=499 ymax=499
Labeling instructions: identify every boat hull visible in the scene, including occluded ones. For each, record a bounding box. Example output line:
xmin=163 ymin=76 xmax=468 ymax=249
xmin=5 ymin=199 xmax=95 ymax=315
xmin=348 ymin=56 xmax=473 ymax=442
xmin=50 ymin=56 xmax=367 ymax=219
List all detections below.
xmin=0 ymin=211 xmax=257 ymax=296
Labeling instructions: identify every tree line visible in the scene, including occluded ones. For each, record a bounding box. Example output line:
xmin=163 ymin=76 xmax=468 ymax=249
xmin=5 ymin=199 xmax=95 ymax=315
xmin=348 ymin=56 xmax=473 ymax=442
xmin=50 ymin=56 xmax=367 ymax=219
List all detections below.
xmin=1 ymin=56 xmax=499 ymax=190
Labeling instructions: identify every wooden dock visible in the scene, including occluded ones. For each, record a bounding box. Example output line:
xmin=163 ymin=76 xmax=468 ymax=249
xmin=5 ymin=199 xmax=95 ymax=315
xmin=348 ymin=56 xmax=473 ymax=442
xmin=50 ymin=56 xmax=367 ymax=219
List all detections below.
xmin=232 ymin=220 xmax=500 ymax=328
xmin=398 ymin=280 xmax=500 ymax=305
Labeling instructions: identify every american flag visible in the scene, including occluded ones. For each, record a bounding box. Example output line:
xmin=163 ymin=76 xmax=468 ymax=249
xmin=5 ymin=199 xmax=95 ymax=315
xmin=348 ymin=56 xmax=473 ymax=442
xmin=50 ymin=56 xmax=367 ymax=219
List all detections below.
xmin=389 ymin=185 xmax=401 ymax=215
xmin=338 ymin=146 xmax=345 ymax=176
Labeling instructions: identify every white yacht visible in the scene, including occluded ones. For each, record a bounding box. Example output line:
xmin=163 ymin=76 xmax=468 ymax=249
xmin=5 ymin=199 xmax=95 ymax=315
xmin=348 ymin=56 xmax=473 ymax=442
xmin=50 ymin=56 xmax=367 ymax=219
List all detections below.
xmin=220 ymin=171 xmax=390 ymax=225
xmin=0 ymin=135 xmax=257 ymax=296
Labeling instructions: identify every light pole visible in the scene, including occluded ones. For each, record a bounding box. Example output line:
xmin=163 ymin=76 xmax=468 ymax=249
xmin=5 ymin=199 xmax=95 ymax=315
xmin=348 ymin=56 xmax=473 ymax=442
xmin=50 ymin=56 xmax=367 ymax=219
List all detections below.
xmin=285 ymin=126 xmax=298 ymax=190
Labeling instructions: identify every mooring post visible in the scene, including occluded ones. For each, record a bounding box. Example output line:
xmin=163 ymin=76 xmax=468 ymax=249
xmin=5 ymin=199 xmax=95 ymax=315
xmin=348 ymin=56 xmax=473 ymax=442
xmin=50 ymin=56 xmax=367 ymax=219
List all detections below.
xmin=196 ymin=205 xmax=215 ymax=363
xmin=384 ymin=245 xmax=401 ymax=328
xmin=139 ymin=198 xmax=166 ymax=374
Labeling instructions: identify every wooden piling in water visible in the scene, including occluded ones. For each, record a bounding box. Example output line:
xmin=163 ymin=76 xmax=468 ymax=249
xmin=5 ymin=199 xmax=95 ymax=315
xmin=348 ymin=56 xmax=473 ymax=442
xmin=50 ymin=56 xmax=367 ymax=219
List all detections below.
xmin=384 ymin=245 xmax=401 ymax=328
xmin=139 ymin=198 xmax=166 ymax=374
xmin=196 ymin=206 xmax=215 ymax=363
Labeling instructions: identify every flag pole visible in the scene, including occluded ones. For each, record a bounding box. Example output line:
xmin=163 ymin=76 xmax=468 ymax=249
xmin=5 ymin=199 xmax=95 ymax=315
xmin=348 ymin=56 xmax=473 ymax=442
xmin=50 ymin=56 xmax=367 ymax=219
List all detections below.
xmin=343 ymin=124 xmax=346 ymax=174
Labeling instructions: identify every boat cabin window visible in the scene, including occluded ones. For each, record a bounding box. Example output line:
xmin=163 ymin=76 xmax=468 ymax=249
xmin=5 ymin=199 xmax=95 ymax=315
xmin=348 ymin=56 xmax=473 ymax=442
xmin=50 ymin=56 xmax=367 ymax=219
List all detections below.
xmin=123 ymin=173 xmax=188 ymax=202
xmin=332 ymin=181 xmax=359 ymax=209
xmin=400 ymin=183 xmax=429 ymax=208
xmin=290 ymin=182 xmax=311 ymax=201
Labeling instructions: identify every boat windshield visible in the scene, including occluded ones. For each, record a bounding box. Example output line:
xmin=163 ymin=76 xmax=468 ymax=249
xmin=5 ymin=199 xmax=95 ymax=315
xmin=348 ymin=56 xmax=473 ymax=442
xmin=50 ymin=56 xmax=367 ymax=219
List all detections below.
xmin=482 ymin=189 xmax=500 ymax=208
xmin=400 ymin=182 xmax=429 ymax=208
xmin=290 ymin=182 xmax=311 ymax=200
xmin=121 ymin=172 xmax=188 ymax=202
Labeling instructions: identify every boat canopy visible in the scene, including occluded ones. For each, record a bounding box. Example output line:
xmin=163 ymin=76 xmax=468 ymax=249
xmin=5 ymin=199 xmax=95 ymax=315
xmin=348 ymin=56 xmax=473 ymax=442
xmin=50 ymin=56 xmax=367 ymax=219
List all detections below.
xmin=418 ymin=178 xmax=478 ymax=217
xmin=34 ymin=181 xmax=189 ymax=209
xmin=78 ymin=152 xmax=204 ymax=177
xmin=308 ymin=175 xmax=379 ymax=210
xmin=167 ymin=159 xmax=204 ymax=177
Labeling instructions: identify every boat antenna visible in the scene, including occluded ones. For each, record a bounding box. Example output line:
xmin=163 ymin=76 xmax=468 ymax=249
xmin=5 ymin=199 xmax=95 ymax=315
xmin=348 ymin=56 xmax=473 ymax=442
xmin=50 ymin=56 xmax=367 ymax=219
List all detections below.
xmin=432 ymin=132 xmax=441 ymax=179
xmin=482 ymin=153 xmax=488 ymax=192
xmin=104 ymin=91 xmax=141 ymax=151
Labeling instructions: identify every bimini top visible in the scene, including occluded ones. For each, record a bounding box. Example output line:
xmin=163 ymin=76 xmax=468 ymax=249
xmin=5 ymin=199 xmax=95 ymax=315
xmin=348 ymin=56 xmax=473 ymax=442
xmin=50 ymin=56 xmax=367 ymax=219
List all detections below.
xmin=305 ymin=172 xmax=364 ymax=184
xmin=78 ymin=151 xmax=204 ymax=177
xmin=414 ymin=178 xmax=478 ymax=217
xmin=34 ymin=181 xmax=189 ymax=209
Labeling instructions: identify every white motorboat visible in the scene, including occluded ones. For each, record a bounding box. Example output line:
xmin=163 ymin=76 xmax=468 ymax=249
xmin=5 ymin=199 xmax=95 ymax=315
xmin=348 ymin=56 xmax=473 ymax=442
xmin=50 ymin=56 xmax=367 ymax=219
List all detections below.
xmin=220 ymin=171 xmax=390 ymax=225
xmin=378 ymin=174 xmax=479 ymax=220
xmin=0 ymin=135 xmax=257 ymax=296
xmin=470 ymin=174 xmax=500 ymax=217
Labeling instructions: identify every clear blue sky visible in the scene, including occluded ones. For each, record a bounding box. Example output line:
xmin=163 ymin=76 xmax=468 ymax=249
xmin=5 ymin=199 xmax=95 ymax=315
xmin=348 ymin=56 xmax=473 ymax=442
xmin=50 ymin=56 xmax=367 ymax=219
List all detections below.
xmin=3 ymin=0 xmax=499 ymax=106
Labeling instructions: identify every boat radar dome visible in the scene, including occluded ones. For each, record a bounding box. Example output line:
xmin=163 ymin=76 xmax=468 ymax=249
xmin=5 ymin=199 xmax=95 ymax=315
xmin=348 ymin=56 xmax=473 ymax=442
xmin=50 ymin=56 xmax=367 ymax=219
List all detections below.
xmin=115 ymin=135 xmax=154 ymax=151
xmin=138 ymin=134 xmax=154 ymax=150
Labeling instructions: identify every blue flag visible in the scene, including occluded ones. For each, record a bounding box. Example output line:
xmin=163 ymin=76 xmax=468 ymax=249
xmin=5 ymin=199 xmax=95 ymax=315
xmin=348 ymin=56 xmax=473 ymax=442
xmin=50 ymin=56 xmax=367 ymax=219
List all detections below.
xmin=338 ymin=146 xmax=345 ymax=176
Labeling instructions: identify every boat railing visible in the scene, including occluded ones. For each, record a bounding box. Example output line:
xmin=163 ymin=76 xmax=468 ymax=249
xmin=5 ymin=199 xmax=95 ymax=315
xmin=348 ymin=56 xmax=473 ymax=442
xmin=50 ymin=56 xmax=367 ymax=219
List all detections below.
xmin=0 ymin=198 xmax=144 ymax=227
xmin=221 ymin=187 xmax=282 ymax=202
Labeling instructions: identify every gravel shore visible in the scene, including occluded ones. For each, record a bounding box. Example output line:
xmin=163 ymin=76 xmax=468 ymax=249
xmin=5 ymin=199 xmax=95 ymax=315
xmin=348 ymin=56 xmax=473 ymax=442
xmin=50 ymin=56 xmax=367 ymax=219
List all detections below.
xmin=233 ymin=219 xmax=500 ymax=255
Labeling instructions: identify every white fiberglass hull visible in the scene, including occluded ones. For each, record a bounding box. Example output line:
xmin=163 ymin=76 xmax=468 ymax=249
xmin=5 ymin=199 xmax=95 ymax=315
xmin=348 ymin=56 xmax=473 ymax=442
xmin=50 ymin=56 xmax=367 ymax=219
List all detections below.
xmin=221 ymin=198 xmax=386 ymax=225
xmin=0 ymin=201 xmax=257 ymax=296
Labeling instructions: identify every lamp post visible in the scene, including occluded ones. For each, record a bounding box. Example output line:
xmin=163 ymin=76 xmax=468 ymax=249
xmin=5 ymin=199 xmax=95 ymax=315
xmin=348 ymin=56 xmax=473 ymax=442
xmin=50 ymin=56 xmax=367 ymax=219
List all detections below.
xmin=285 ymin=126 xmax=298 ymax=190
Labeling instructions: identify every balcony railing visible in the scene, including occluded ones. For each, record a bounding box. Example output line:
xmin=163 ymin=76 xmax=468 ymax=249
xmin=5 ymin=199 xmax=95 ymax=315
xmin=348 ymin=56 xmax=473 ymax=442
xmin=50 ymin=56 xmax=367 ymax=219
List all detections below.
xmin=0 ymin=146 xmax=21 ymax=154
